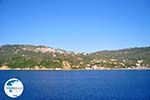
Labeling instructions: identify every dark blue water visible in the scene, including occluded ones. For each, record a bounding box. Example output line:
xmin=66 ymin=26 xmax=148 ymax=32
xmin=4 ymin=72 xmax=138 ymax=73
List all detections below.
xmin=0 ymin=70 xmax=150 ymax=100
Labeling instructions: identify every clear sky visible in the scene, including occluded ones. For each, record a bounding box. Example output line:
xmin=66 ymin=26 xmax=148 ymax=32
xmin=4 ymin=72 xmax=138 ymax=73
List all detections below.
xmin=0 ymin=0 xmax=150 ymax=52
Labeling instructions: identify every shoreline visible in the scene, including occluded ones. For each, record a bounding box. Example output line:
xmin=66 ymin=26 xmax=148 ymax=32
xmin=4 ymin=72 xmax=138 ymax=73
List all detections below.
xmin=0 ymin=65 xmax=150 ymax=71
xmin=0 ymin=68 xmax=150 ymax=71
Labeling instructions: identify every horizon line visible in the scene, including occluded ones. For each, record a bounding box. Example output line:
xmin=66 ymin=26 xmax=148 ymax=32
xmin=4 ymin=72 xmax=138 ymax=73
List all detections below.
xmin=0 ymin=43 xmax=149 ymax=53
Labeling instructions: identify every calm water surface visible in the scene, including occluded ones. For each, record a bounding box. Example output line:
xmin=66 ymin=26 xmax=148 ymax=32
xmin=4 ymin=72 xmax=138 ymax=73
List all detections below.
xmin=0 ymin=70 xmax=150 ymax=100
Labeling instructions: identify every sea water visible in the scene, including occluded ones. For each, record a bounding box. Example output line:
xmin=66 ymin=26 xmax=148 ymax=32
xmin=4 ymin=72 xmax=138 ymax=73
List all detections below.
xmin=0 ymin=70 xmax=150 ymax=100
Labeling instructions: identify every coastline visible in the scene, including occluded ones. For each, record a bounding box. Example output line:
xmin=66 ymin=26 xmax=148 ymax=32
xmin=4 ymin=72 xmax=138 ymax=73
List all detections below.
xmin=0 ymin=68 xmax=150 ymax=71
xmin=0 ymin=65 xmax=150 ymax=71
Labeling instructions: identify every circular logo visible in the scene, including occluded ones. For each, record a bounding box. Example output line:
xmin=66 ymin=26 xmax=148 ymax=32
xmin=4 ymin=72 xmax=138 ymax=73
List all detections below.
xmin=4 ymin=78 xmax=24 ymax=98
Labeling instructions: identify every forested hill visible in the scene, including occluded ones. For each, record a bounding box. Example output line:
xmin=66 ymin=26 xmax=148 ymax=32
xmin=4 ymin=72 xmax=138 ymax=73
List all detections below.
xmin=0 ymin=45 xmax=150 ymax=70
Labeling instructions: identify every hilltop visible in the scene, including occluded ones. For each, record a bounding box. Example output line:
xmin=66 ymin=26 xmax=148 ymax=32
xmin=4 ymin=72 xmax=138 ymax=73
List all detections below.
xmin=0 ymin=44 xmax=150 ymax=70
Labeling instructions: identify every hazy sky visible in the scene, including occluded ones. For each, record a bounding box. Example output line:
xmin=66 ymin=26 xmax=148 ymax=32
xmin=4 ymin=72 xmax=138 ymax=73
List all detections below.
xmin=0 ymin=0 xmax=150 ymax=52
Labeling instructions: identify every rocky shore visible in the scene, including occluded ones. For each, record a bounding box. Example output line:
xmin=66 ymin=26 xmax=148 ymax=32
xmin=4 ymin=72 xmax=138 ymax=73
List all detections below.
xmin=0 ymin=65 xmax=150 ymax=70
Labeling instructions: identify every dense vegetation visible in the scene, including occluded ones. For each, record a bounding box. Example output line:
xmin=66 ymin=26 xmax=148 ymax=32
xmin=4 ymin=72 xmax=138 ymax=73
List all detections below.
xmin=0 ymin=45 xmax=150 ymax=69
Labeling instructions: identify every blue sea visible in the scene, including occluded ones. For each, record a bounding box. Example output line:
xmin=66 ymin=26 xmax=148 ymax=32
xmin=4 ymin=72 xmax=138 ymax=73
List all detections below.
xmin=0 ymin=70 xmax=150 ymax=100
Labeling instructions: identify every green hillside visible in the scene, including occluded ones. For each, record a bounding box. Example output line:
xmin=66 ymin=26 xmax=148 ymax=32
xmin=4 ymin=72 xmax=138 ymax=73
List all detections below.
xmin=0 ymin=45 xmax=150 ymax=70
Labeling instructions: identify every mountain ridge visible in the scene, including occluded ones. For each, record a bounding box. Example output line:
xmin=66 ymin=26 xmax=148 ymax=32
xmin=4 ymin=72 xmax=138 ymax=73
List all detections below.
xmin=0 ymin=44 xmax=150 ymax=70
